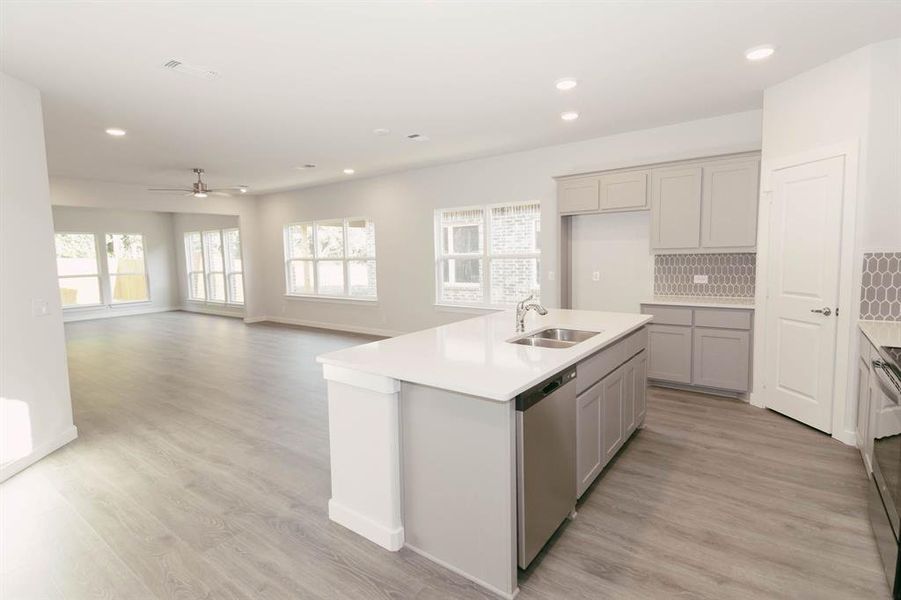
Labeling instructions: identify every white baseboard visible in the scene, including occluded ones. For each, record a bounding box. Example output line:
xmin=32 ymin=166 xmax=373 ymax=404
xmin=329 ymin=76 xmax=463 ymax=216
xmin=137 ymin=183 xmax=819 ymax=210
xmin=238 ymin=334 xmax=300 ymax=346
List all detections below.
xmin=0 ymin=425 xmax=78 ymax=483
xmin=328 ymin=499 xmax=404 ymax=551
xmin=180 ymin=304 xmax=245 ymax=318
xmin=63 ymin=305 xmax=177 ymax=322
xmin=832 ymin=427 xmax=857 ymax=447
xmin=261 ymin=315 xmax=403 ymax=338
xmin=243 ymin=316 xmax=268 ymax=324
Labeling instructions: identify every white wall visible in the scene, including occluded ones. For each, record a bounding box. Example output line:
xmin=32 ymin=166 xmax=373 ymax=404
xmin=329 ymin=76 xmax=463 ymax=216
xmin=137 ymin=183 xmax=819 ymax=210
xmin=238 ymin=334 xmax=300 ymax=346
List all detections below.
xmin=51 ymin=206 xmax=178 ymax=321
xmin=50 ymin=177 xmax=264 ymax=320
xmin=256 ymin=110 xmax=762 ymax=335
xmin=570 ymin=211 xmax=652 ymax=313
xmin=0 ymin=73 xmax=76 ymax=481
xmin=171 ymin=213 xmax=242 ymax=317
xmin=755 ymin=38 xmax=901 ymax=445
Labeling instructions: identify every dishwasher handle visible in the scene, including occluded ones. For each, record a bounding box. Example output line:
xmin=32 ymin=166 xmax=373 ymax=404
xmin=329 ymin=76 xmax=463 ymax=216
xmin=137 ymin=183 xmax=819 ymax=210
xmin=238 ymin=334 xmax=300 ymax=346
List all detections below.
xmin=516 ymin=367 xmax=577 ymax=411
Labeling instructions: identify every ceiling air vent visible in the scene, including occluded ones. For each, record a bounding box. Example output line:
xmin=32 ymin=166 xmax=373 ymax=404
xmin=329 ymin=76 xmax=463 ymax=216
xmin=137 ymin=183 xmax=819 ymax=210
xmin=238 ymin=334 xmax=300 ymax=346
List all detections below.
xmin=407 ymin=133 xmax=430 ymax=142
xmin=162 ymin=59 xmax=219 ymax=81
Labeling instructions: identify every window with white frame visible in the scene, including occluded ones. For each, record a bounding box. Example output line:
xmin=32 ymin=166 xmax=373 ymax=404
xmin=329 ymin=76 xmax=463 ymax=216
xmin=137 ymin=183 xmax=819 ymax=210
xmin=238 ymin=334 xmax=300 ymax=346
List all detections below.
xmin=435 ymin=202 xmax=540 ymax=307
xmin=55 ymin=233 xmax=102 ymax=307
xmin=183 ymin=228 xmax=244 ymax=305
xmin=105 ymin=233 xmax=149 ymax=303
xmin=283 ymin=218 xmax=377 ymax=299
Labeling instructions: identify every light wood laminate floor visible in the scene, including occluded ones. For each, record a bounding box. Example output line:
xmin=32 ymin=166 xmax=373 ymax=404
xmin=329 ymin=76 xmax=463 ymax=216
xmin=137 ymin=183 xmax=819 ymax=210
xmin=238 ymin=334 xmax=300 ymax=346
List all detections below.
xmin=0 ymin=312 xmax=889 ymax=599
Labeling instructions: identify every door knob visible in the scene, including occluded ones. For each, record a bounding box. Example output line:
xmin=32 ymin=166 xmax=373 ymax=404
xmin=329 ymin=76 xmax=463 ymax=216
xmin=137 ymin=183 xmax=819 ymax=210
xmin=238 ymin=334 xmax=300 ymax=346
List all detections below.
xmin=811 ymin=307 xmax=832 ymax=316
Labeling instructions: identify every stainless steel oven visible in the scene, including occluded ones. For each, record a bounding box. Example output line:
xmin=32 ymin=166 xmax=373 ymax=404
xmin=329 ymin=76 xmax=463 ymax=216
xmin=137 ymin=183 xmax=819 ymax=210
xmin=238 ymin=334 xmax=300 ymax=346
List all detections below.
xmin=870 ymin=344 xmax=901 ymax=599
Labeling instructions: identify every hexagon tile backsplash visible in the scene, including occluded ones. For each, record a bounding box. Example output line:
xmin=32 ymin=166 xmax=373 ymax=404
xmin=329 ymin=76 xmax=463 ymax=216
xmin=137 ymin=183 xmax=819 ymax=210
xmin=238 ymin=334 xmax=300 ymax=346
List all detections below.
xmin=654 ymin=253 xmax=756 ymax=298
xmin=860 ymin=252 xmax=901 ymax=321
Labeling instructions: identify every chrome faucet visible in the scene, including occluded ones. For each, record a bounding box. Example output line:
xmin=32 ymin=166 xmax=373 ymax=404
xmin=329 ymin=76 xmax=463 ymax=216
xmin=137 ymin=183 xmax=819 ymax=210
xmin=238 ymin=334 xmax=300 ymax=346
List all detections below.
xmin=515 ymin=294 xmax=548 ymax=332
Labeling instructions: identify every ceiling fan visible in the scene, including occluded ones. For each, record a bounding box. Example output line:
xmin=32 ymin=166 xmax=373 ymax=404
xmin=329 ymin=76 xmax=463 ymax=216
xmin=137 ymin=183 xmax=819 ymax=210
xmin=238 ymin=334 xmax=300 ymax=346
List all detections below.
xmin=148 ymin=168 xmax=248 ymax=198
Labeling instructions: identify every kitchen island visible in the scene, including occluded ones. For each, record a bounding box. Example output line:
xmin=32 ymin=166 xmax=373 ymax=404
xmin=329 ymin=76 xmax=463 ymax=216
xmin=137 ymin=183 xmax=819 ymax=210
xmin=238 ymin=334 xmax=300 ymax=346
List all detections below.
xmin=316 ymin=308 xmax=652 ymax=598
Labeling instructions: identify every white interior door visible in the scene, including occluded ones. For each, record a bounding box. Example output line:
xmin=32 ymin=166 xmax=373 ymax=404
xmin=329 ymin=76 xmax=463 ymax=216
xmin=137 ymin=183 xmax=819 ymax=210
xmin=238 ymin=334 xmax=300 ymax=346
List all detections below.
xmin=764 ymin=156 xmax=844 ymax=433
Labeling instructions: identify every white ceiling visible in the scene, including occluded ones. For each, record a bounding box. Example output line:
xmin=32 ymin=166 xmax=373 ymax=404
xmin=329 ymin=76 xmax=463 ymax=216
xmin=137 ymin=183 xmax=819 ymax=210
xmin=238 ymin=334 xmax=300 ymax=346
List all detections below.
xmin=3 ymin=1 xmax=900 ymax=193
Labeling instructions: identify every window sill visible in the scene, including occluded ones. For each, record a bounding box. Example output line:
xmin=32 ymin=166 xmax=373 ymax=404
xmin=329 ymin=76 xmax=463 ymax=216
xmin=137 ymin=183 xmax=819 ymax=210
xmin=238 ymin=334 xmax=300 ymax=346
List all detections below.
xmin=283 ymin=294 xmax=379 ymax=306
xmin=433 ymin=303 xmax=506 ymax=314
xmin=186 ymin=300 xmax=244 ymax=308
xmin=63 ymin=301 xmax=152 ymax=311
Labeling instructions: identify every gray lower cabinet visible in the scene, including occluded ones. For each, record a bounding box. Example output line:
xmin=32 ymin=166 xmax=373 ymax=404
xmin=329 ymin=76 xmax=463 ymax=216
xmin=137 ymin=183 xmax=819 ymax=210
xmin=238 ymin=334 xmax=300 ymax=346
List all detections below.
xmin=602 ymin=366 xmax=625 ymax=463
xmin=576 ymin=381 xmax=603 ymax=497
xmin=691 ymin=327 xmax=750 ymax=392
xmin=647 ymin=324 xmax=692 ymax=383
xmin=642 ymin=304 xmax=754 ymax=394
xmin=575 ymin=338 xmax=647 ymax=498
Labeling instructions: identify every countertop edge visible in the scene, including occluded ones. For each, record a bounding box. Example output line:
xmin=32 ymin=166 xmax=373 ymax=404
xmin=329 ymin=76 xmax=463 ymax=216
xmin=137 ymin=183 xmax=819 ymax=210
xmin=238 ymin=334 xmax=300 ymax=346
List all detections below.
xmin=642 ymin=297 xmax=755 ymax=309
xmin=859 ymin=319 xmax=901 ymax=349
xmin=317 ymin=315 xmax=653 ymax=402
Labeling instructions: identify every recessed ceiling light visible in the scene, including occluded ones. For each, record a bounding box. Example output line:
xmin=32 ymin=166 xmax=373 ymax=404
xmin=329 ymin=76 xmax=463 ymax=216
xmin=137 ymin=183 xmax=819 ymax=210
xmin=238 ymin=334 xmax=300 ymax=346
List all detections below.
xmin=193 ymin=192 xmax=208 ymax=198
xmin=105 ymin=128 xmax=126 ymax=136
xmin=555 ymin=78 xmax=578 ymax=91
xmin=343 ymin=168 xmax=355 ymax=175
xmin=239 ymin=187 xmax=248 ymax=194
xmin=373 ymin=128 xmax=391 ymax=136
xmin=745 ymin=45 xmax=775 ymax=61
xmin=560 ymin=111 xmax=579 ymax=122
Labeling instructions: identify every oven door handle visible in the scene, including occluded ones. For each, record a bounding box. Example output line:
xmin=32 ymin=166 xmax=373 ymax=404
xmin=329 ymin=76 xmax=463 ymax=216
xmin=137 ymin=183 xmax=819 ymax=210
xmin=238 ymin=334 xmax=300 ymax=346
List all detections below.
xmin=873 ymin=360 xmax=901 ymax=403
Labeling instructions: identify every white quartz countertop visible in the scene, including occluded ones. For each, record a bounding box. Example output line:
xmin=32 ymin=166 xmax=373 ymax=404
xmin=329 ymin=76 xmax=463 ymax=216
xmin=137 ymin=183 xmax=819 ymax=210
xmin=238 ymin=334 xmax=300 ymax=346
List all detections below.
xmin=859 ymin=320 xmax=901 ymax=349
xmin=317 ymin=309 xmax=652 ymax=402
xmin=643 ymin=296 xmax=755 ymax=309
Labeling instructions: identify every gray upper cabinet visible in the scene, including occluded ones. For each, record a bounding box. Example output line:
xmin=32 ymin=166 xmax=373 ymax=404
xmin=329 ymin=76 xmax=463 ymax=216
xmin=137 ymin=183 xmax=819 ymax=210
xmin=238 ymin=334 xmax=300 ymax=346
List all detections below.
xmin=599 ymin=170 xmax=649 ymax=212
xmin=558 ymin=176 xmax=599 ymax=213
xmin=650 ymin=166 xmax=702 ymax=250
xmin=701 ymin=158 xmax=760 ymax=249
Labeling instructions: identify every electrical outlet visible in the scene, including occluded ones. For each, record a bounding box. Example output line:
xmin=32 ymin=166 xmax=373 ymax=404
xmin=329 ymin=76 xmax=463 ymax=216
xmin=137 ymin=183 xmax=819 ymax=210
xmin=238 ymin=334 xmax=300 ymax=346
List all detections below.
xmin=31 ymin=298 xmax=49 ymax=317
xmin=592 ymin=271 xmax=600 ymax=282
xmin=693 ymin=274 xmax=709 ymax=284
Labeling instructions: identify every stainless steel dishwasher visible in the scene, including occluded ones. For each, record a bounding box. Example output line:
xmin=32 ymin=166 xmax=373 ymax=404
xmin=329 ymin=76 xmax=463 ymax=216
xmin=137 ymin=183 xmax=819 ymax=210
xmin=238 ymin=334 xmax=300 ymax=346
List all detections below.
xmin=516 ymin=366 xmax=577 ymax=569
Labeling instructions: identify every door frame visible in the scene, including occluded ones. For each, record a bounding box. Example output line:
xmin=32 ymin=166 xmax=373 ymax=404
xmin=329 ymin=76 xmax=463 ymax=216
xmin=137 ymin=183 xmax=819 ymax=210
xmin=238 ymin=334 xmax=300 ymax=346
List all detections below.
xmin=751 ymin=140 xmax=861 ymax=445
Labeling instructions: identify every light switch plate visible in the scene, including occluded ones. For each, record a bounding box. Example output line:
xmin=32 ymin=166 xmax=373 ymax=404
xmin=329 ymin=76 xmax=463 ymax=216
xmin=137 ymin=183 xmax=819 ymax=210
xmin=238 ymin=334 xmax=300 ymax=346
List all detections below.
xmin=693 ymin=274 xmax=709 ymax=284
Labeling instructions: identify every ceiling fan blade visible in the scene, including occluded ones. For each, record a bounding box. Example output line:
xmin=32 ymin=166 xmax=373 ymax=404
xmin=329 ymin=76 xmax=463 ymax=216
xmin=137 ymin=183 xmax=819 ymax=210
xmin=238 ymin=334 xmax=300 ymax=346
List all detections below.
xmin=208 ymin=191 xmax=233 ymax=197
xmin=148 ymin=188 xmax=192 ymax=192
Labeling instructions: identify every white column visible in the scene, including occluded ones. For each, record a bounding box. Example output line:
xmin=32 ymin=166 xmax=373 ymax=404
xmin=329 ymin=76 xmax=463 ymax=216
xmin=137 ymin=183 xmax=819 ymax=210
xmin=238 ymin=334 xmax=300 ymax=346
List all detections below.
xmin=323 ymin=364 xmax=404 ymax=550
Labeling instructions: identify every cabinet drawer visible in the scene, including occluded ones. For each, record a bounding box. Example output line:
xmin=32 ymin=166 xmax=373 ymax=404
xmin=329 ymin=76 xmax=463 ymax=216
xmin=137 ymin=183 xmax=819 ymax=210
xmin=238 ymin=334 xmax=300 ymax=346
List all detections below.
xmin=577 ymin=340 xmax=626 ymax=395
xmin=641 ymin=305 xmax=693 ymax=326
xmin=623 ymin=327 xmax=648 ymax=358
xmin=693 ymin=308 xmax=751 ymax=330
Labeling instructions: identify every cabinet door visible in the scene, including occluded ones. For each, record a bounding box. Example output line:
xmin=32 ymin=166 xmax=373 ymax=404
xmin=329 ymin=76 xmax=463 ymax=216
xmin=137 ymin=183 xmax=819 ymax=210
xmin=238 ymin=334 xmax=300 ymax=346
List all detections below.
xmin=634 ymin=351 xmax=648 ymax=425
xmin=650 ymin=166 xmax=702 ymax=249
xmin=622 ymin=359 xmax=636 ymax=437
xmin=691 ymin=327 xmax=750 ymax=392
xmin=701 ymin=159 xmax=760 ymax=249
xmin=576 ymin=382 xmax=603 ymax=497
xmin=647 ymin=324 xmax=693 ymax=383
xmin=599 ymin=170 xmax=648 ymax=212
xmin=558 ymin=177 xmax=599 ymax=213
xmin=602 ymin=367 xmax=625 ymax=463
xmin=857 ymin=354 xmax=871 ymax=471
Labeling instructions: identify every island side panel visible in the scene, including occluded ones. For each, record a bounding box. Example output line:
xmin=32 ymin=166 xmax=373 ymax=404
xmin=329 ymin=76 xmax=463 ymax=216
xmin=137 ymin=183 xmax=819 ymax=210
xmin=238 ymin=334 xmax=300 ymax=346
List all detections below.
xmin=401 ymin=383 xmax=518 ymax=599
xmin=324 ymin=365 xmax=404 ymax=551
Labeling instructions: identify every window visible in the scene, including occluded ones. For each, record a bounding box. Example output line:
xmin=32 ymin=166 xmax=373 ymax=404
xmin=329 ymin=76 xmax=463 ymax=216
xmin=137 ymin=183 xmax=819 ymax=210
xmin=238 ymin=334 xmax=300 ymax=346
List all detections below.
xmin=284 ymin=217 xmax=377 ymax=299
xmin=435 ymin=202 xmax=540 ymax=307
xmin=55 ymin=233 xmax=102 ymax=307
xmin=184 ymin=228 xmax=244 ymax=305
xmin=106 ymin=233 xmax=149 ymax=303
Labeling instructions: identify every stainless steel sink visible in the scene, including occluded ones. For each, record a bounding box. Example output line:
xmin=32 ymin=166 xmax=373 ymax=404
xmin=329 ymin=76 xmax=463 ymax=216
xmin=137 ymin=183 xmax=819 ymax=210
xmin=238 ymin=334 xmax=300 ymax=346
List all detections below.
xmin=509 ymin=328 xmax=601 ymax=349
xmin=532 ymin=328 xmax=599 ymax=343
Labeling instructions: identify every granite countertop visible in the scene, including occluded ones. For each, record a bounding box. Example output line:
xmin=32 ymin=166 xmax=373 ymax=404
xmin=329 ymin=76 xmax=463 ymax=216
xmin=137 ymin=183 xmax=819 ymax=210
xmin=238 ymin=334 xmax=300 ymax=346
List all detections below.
xmin=859 ymin=320 xmax=901 ymax=349
xmin=644 ymin=295 xmax=755 ymax=309
xmin=317 ymin=309 xmax=652 ymax=402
